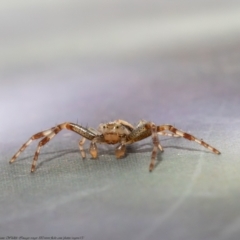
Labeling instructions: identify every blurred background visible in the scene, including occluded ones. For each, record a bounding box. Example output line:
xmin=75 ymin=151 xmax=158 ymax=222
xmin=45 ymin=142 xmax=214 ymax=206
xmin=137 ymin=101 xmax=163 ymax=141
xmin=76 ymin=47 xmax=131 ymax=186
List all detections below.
xmin=1 ymin=1 xmax=240 ymax=239
xmin=1 ymin=0 xmax=240 ymax=137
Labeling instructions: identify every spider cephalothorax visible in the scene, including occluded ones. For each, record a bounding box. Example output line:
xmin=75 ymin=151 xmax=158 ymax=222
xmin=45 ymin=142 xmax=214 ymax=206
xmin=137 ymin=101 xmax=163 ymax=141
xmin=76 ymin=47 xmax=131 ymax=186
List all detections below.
xmin=97 ymin=121 xmax=133 ymax=144
xmin=10 ymin=119 xmax=220 ymax=173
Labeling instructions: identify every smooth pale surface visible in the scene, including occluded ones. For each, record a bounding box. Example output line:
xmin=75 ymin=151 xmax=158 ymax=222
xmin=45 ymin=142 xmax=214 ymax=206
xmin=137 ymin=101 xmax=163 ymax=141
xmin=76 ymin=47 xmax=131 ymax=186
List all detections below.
xmin=1 ymin=1 xmax=240 ymax=240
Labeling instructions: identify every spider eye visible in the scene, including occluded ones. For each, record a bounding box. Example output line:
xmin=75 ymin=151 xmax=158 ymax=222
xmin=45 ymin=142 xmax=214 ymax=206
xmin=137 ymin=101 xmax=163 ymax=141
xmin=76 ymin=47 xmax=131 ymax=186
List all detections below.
xmin=103 ymin=125 xmax=106 ymax=129
xmin=116 ymin=126 xmax=119 ymax=129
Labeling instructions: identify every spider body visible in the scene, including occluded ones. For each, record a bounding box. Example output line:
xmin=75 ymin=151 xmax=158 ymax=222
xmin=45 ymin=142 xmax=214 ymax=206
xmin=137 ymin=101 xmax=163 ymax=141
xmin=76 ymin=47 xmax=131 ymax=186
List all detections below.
xmin=9 ymin=119 xmax=220 ymax=172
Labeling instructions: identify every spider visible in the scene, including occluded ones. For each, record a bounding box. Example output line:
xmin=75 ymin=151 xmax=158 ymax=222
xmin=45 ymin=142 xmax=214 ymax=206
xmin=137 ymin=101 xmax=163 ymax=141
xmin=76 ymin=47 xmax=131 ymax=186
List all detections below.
xmin=9 ymin=119 xmax=220 ymax=172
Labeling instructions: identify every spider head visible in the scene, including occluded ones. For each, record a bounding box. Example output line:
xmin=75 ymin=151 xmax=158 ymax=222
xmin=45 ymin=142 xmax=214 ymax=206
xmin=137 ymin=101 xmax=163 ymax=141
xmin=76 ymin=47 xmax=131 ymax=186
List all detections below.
xmin=98 ymin=121 xmax=130 ymax=135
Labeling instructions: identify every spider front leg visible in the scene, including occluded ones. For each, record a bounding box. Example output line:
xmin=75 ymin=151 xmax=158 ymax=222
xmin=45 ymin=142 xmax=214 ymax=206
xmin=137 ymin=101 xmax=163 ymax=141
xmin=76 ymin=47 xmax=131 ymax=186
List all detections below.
xmin=9 ymin=127 xmax=56 ymax=164
xmin=10 ymin=122 xmax=97 ymax=172
xmin=30 ymin=126 xmax=63 ymax=172
xmin=157 ymin=125 xmax=221 ymax=154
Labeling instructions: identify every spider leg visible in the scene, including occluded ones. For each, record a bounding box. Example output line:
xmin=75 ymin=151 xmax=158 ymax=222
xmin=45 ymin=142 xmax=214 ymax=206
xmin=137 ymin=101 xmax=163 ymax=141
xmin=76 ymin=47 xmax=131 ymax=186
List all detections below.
xmin=126 ymin=122 xmax=163 ymax=171
xmin=89 ymin=141 xmax=98 ymax=159
xmin=10 ymin=122 xmax=98 ymax=172
xmin=78 ymin=138 xmax=86 ymax=158
xmin=158 ymin=132 xmax=180 ymax=138
xmin=115 ymin=143 xmax=126 ymax=159
xmin=157 ymin=125 xmax=221 ymax=154
xmin=9 ymin=127 xmax=55 ymax=164
xmin=149 ymin=123 xmax=163 ymax=172
xmin=115 ymin=119 xmax=134 ymax=131
xmin=31 ymin=127 xmax=63 ymax=172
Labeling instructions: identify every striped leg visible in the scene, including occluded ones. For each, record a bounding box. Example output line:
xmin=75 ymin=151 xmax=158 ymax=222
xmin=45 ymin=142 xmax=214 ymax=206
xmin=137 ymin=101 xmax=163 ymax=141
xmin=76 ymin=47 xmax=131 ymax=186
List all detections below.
xmin=31 ymin=122 xmax=99 ymax=172
xmin=31 ymin=126 xmax=62 ymax=172
xmin=10 ymin=122 xmax=97 ymax=172
xmin=157 ymin=125 xmax=221 ymax=154
xmin=149 ymin=123 xmax=163 ymax=172
xmin=158 ymin=132 xmax=180 ymax=137
xmin=9 ymin=127 xmax=55 ymax=164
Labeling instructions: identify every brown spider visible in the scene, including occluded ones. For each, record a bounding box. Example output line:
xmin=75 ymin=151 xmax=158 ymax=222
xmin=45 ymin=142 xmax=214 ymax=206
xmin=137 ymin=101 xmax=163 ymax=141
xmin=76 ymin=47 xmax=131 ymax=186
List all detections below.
xmin=9 ymin=119 xmax=220 ymax=172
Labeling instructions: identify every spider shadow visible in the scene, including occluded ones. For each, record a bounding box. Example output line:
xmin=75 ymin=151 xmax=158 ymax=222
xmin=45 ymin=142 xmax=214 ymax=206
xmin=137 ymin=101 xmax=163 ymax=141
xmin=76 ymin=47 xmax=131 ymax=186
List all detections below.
xmin=36 ymin=149 xmax=80 ymax=170
xmin=12 ymin=149 xmax=80 ymax=171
